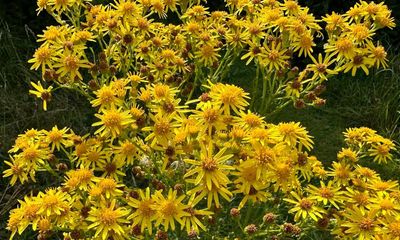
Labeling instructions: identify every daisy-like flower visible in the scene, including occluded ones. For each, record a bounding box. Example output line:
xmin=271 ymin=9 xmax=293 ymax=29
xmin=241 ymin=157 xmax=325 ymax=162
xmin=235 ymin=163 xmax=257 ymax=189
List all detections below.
xmin=261 ymin=41 xmax=290 ymax=71
xmin=195 ymin=43 xmax=221 ymax=67
xmin=184 ymin=143 xmax=234 ymax=191
xmin=232 ymin=161 xmax=270 ymax=209
xmin=29 ymin=81 xmax=53 ymax=111
xmin=37 ymin=188 xmax=71 ymax=217
xmin=284 ymin=191 xmax=325 ymax=222
xmin=128 ymin=188 xmax=156 ymax=235
xmin=368 ymin=141 xmax=395 ymax=164
xmin=93 ymin=177 xmax=124 ymax=199
xmin=276 ymin=122 xmax=313 ymax=151
xmin=240 ymin=42 xmax=263 ymax=65
xmin=188 ymin=182 xmax=233 ymax=209
xmin=152 ymin=189 xmax=189 ymax=231
xmin=307 ymin=181 xmax=345 ymax=209
xmin=3 ymin=156 xmax=31 ymax=185
xmin=193 ymin=102 xmax=226 ymax=136
xmin=325 ymin=37 xmax=356 ymax=60
xmin=329 ymin=161 xmax=353 ymax=186
xmin=306 ymin=53 xmax=338 ymax=81
xmin=342 ymin=207 xmax=379 ymax=240
xmin=292 ymin=31 xmax=316 ymax=57
xmin=91 ymin=85 xmax=124 ymax=110
xmin=181 ymin=195 xmax=213 ymax=234
xmin=240 ymin=142 xmax=277 ymax=180
xmin=87 ymin=198 xmax=130 ymax=240
xmin=63 ymin=168 xmax=94 ymax=191
xmin=369 ymin=192 xmax=400 ymax=217
xmin=337 ymin=148 xmax=359 ymax=163
xmin=43 ymin=126 xmax=70 ymax=151
xmin=93 ymin=106 xmax=134 ymax=139
xmin=113 ymin=140 xmax=138 ymax=165
xmin=208 ymin=82 xmax=249 ymax=115
xmin=53 ymin=50 xmax=90 ymax=81
xmin=344 ymin=187 xmax=370 ymax=209
xmin=342 ymin=53 xmax=374 ymax=76
xmin=367 ymin=41 xmax=388 ymax=68
xmin=235 ymin=110 xmax=265 ymax=130
xmin=28 ymin=45 xmax=54 ymax=73
xmin=143 ymin=113 xmax=178 ymax=147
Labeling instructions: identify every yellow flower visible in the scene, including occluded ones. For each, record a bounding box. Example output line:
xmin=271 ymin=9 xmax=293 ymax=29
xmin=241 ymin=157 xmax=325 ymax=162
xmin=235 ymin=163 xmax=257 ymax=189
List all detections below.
xmin=345 ymin=187 xmax=370 ymax=209
xmin=181 ymin=195 xmax=213 ymax=234
xmin=329 ymin=161 xmax=353 ymax=186
xmin=208 ymin=82 xmax=249 ymax=115
xmin=337 ymin=148 xmax=359 ymax=163
xmin=232 ymin=161 xmax=270 ymax=209
xmin=184 ymin=143 xmax=234 ymax=191
xmin=261 ymin=41 xmax=289 ymax=71
xmin=307 ymin=53 xmax=338 ymax=81
xmin=307 ymin=181 xmax=344 ymax=209
xmin=292 ymin=31 xmax=316 ymax=57
xmin=342 ymin=207 xmax=379 ymax=239
xmin=43 ymin=126 xmax=70 ymax=151
xmin=37 ymin=188 xmax=71 ymax=217
xmin=113 ymin=140 xmax=138 ymax=165
xmin=87 ymin=198 xmax=130 ymax=240
xmin=367 ymin=42 xmax=388 ymax=68
xmin=93 ymin=106 xmax=134 ymax=139
xmin=342 ymin=53 xmax=374 ymax=76
xmin=28 ymin=45 xmax=54 ymax=73
xmin=53 ymin=50 xmax=90 ymax=81
xmin=29 ymin=81 xmax=53 ymax=111
xmin=368 ymin=142 xmax=395 ymax=164
xmin=369 ymin=192 xmax=400 ymax=217
xmin=241 ymin=42 xmax=263 ymax=65
xmin=325 ymin=37 xmax=356 ymax=60
xmin=152 ymin=189 xmax=189 ymax=231
xmin=195 ymin=43 xmax=221 ymax=67
xmin=77 ymin=143 xmax=108 ymax=169
xmin=368 ymin=179 xmax=399 ymax=192
xmin=63 ymin=168 xmax=94 ymax=191
xmin=193 ymin=102 xmax=226 ymax=136
xmin=91 ymin=85 xmax=124 ymax=110
xmin=3 ymin=156 xmax=31 ymax=185
xmin=188 ymin=182 xmax=232 ymax=209
xmin=112 ymin=0 xmax=142 ymax=18
xmin=150 ymin=0 xmax=167 ymax=18
xmin=48 ymin=0 xmax=75 ymax=13
xmin=143 ymin=113 xmax=178 ymax=147
xmin=93 ymin=177 xmax=124 ymax=199
xmin=128 ymin=188 xmax=156 ymax=235
xmin=284 ymin=191 xmax=325 ymax=222
xmin=276 ymin=122 xmax=313 ymax=151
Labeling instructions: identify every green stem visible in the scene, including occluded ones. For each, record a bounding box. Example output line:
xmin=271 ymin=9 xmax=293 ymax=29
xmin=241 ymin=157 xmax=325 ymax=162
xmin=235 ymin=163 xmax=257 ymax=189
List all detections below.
xmin=250 ymin=64 xmax=260 ymax=109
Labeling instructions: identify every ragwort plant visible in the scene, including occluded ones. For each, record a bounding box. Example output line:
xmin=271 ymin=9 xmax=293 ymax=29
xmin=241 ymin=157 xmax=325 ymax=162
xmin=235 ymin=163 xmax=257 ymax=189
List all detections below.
xmin=2 ymin=0 xmax=398 ymax=239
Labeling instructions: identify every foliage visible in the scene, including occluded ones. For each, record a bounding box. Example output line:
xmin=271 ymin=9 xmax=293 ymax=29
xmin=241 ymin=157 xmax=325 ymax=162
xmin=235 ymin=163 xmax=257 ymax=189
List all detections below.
xmin=1 ymin=0 xmax=399 ymax=239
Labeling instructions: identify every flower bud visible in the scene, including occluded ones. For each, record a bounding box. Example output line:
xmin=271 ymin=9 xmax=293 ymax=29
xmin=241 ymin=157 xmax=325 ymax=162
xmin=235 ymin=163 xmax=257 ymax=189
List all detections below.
xmin=230 ymin=208 xmax=240 ymax=218
xmin=244 ymin=224 xmax=258 ymax=234
xmin=263 ymin=212 xmax=277 ymax=224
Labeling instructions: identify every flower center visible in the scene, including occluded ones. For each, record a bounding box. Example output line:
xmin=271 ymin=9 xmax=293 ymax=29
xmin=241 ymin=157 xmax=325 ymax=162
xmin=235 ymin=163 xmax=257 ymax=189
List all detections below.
xmin=100 ymin=209 xmax=117 ymax=226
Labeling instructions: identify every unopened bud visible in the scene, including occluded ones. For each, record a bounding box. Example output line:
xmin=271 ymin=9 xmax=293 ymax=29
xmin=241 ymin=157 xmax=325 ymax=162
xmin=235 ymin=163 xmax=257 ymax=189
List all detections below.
xmin=244 ymin=224 xmax=258 ymax=234
xmin=230 ymin=208 xmax=240 ymax=218
xmin=263 ymin=213 xmax=277 ymax=224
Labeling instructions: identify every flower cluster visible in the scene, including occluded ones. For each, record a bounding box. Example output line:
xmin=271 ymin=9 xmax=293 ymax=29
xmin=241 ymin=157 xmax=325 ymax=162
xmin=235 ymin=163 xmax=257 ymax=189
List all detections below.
xmin=3 ymin=0 xmax=398 ymax=239
xmin=4 ymin=81 xmax=397 ymax=239
xmin=28 ymin=0 xmax=394 ymax=113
